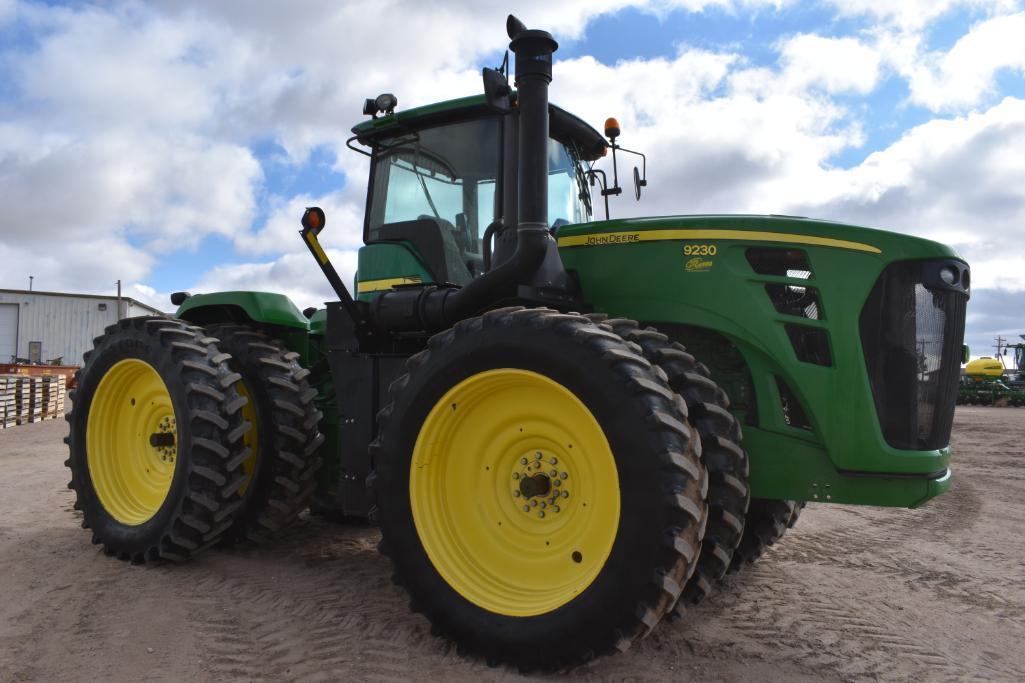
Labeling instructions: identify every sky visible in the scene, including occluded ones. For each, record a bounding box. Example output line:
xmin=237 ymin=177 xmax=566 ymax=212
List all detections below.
xmin=1 ymin=0 xmax=1024 ymax=359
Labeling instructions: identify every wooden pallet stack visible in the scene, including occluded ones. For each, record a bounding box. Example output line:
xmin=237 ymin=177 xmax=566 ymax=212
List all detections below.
xmin=25 ymin=377 xmax=44 ymax=423
xmin=0 ymin=375 xmax=19 ymax=429
xmin=0 ymin=374 xmax=68 ymax=428
xmin=41 ymin=375 xmax=67 ymax=420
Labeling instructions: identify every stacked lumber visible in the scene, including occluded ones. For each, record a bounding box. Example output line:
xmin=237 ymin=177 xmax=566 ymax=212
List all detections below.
xmin=40 ymin=375 xmax=67 ymax=420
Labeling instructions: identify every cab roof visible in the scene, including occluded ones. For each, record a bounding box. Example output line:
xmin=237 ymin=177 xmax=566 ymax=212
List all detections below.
xmin=351 ymin=94 xmax=608 ymax=161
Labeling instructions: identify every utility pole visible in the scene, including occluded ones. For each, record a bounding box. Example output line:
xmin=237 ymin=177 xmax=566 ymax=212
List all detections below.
xmin=116 ymin=279 xmax=123 ymax=320
xmin=994 ymin=336 xmax=1009 ymax=373
xmin=995 ymin=336 xmax=1007 ymax=356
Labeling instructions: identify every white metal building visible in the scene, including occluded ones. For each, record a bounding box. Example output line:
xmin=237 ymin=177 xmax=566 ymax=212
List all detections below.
xmin=0 ymin=289 xmax=164 ymax=366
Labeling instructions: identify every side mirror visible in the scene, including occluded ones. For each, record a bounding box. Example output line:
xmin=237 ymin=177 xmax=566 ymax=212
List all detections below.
xmin=633 ymin=166 xmax=646 ymax=201
xmin=963 ymin=345 xmax=970 ymax=364
xmin=302 ymin=206 xmax=326 ymax=235
xmin=483 ymin=67 xmax=511 ymax=113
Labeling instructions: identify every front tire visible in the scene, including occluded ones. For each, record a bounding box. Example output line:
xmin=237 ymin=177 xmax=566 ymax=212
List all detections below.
xmin=371 ymin=308 xmax=707 ymax=670
xmin=592 ymin=318 xmax=750 ymax=609
xmin=730 ymin=498 xmax=805 ymax=570
xmin=65 ymin=317 xmax=249 ymax=562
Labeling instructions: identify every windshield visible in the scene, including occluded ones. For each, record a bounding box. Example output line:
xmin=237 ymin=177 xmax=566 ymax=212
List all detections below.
xmin=548 ymin=139 xmax=590 ymax=226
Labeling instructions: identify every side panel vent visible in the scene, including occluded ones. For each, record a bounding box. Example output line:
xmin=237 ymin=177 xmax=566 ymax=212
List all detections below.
xmin=746 ymin=248 xmax=812 ymax=279
xmin=766 ymin=284 xmax=823 ymax=320
xmin=786 ymin=324 xmax=832 ymax=366
xmin=775 ymin=376 xmax=812 ymax=430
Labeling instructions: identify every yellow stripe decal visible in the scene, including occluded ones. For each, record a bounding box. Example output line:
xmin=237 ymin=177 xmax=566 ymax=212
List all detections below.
xmin=356 ymin=276 xmax=424 ymax=294
xmin=304 ymin=231 xmax=329 ymax=265
xmin=557 ymin=229 xmax=881 ymax=254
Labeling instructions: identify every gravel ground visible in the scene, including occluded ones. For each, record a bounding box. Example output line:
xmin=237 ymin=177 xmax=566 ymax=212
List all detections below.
xmin=1 ymin=406 xmax=1023 ymax=681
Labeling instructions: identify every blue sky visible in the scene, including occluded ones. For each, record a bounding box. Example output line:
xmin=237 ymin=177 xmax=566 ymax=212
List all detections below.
xmin=1 ymin=0 xmax=1024 ymax=355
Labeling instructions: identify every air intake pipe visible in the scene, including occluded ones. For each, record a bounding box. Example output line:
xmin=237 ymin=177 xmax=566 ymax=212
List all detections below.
xmin=369 ymin=16 xmax=560 ymax=333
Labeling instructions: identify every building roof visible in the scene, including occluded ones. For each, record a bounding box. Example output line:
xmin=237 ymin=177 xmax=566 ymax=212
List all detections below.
xmin=0 ymin=288 xmax=164 ymax=313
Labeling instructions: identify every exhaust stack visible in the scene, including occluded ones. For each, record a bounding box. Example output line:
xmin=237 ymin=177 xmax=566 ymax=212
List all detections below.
xmin=370 ymin=16 xmax=566 ymax=333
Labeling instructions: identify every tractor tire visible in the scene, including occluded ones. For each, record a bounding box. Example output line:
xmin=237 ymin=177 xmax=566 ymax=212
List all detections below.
xmin=65 ymin=316 xmax=249 ymax=562
xmin=204 ymin=324 xmax=324 ymax=543
xmin=729 ymin=498 xmax=805 ymax=571
xmin=589 ymin=317 xmax=749 ymax=610
xmin=371 ymin=307 xmax=707 ymax=670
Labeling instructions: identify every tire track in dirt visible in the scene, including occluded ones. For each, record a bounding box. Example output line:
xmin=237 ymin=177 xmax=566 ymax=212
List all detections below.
xmin=181 ymin=521 xmax=479 ymax=682
xmin=682 ymin=564 xmax=1021 ymax=682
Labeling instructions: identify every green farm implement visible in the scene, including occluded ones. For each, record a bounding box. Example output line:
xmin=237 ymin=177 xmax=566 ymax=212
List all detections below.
xmin=958 ymin=337 xmax=1025 ymax=406
xmin=65 ymin=16 xmax=969 ymax=670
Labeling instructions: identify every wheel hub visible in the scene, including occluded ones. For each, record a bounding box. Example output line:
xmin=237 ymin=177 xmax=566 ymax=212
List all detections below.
xmin=511 ymin=450 xmax=571 ymax=518
xmin=150 ymin=415 xmax=177 ymax=463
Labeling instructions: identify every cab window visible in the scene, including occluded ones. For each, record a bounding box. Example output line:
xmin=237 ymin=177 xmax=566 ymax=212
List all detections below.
xmin=368 ymin=117 xmax=502 ymax=284
xmin=548 ymin=139 xmax=589 ymax=227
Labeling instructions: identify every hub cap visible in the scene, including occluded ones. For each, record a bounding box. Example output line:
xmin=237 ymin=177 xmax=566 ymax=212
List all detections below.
xmin=409 ymin=369 xmax=620 ymax=617
xmin=86 ymin=359 xmax=177 ymax=525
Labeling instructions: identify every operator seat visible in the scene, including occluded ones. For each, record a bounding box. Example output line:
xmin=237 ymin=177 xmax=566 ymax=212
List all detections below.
xmin=375 ymin=217 xmax=473 ymax=286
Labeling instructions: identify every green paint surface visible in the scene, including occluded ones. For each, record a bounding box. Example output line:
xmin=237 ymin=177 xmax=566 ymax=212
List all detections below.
xmin=557 ymin=214 xmax=963 ymax=507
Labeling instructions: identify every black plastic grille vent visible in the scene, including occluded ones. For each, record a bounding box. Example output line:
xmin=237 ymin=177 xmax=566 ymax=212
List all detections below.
xmin=766 ymin=284 xmax=823 ymax=320
xmin=747 ymin=248 xmax=812 ymax=279
xmin=786 ymin=324 xmax=832 ymax=366
xmin=860 ymin=260 xmax=968 ymax=451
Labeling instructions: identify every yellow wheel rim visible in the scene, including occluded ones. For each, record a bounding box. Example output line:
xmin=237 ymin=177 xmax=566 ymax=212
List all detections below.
xmin=235 ymin=380 xmax=259 ymax=496
xmin=86 ymin=359 xmax=177 ymax=526
xmin=410 ymin=369 xmax=620 ymax=617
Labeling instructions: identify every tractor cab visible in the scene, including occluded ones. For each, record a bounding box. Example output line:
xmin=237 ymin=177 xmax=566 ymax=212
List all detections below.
xmin=349 ymin=95 xmax=606 ymax=299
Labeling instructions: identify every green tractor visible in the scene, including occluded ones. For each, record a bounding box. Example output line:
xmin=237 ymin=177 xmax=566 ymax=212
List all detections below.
xmin=65 ymin=16 xmax=969 ymax=670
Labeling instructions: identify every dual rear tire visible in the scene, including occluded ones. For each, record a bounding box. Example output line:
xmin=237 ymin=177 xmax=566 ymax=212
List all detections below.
xmin=66 ymin=317 xmax=322 ymax=562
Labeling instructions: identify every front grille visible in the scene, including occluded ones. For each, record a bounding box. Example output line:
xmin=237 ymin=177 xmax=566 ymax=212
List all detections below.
xmin=860 ymin=260 xmax=969 ymax=450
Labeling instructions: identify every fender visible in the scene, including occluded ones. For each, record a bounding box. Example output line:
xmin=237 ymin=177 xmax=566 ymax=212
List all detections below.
xmin=176 ymin=291 xmax=310 ymax=330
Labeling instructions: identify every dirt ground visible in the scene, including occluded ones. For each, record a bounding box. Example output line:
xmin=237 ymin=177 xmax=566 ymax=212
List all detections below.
xmin=1 ymin=407 xmax=1023 ymax=682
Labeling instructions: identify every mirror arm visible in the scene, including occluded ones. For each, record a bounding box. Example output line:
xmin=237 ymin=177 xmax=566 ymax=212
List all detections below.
xmin=617 ymin=146 xmax=647 ymax=184
xmin=584 ymin=169 xmax=611 ymax=220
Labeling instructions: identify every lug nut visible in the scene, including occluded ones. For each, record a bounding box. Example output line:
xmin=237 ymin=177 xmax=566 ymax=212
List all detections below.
xmin=560 ymin=472 xmax=569 ymax=480
xmin=554 ymin=479 xmax=561 ymax=487
xmin=523 ymin=505 xmax=530 ymax=512
xmin=550 ymin=457 xmax=558 ymax=465
xmin=550 ymin=469 xmax=558 ymax=477
xmin=521 ymin=457 xmax=528 ymax=465
xmin=512 ymin=472 xmax=520 ymax=480
xmin=562 ymin=491 xmax=569 ymax=498
xmin=540 ymin=502 xmax=546 ymax=509
xmin=531 ymin=500 xmax=538 ymax=507
xmin=535 ymin=452 xmax=542 ymax=460
xmin=538 ymin=511 xmax=545 ymax=518
xmin=553 ymin=506 xmax=560 ymax=513
xmin=513 ymin=490 xmax=521 ymax=498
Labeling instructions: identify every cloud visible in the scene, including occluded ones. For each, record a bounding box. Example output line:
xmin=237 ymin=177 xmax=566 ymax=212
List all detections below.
xmin=824 ymin=0 xmax=1018 ymax=30
xmin=779 ymin=34 xmax=881 ymax=94
xmin=785 ymin=96 xmax=1025 ymax=289
xmin=187 ymin=250 xmax=357 ymax=311
xmin=905 ymin=12 xmax=1025 ymax=111
xmin=0 ymin=0 xmax=1022 ymax=348
xmin=963 ymin=287 xmax=1025 ymax=358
